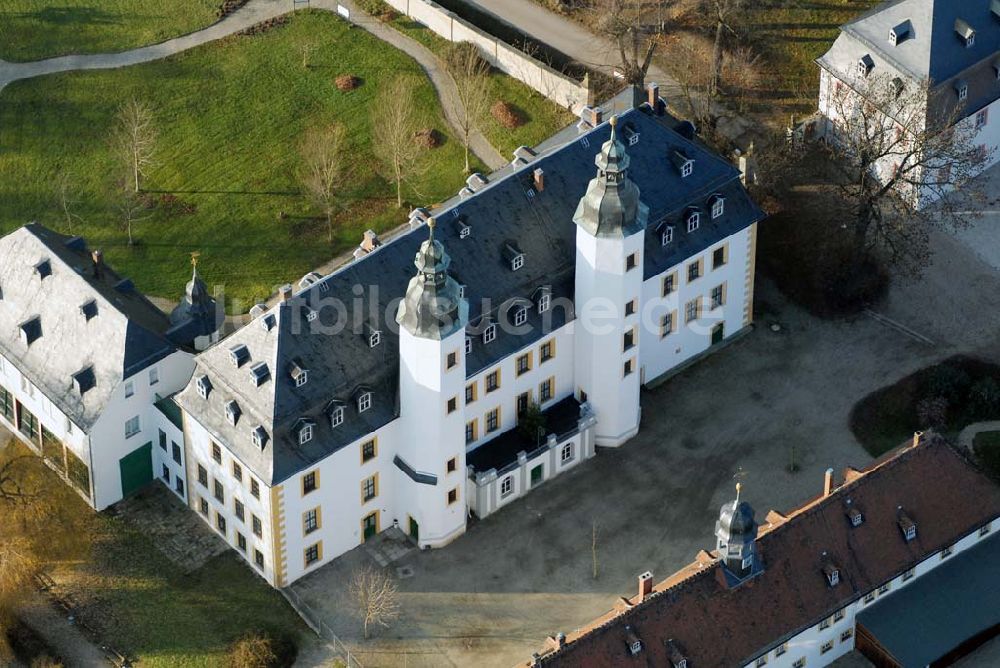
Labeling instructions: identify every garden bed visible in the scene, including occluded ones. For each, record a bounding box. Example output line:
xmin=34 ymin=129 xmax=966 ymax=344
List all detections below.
xmin=850 ymin=356 xmax=1000 ymax=457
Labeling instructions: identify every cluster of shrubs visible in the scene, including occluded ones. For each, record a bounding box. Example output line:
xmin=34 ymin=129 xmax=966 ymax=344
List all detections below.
xmin=227 ymin=630 xmax=297 ymax=668
xmin=413 ymin=127 xmax=442 ymax=149
xmin=235 ymin=16 xmax=288 ymax=37
xmin=442 ymin=42 xmax=488 ymax=73
xmin=217 ymin=0 xmax=250 ymax=19
xmin=137 ymin=193 xmax=196 ymax=216
xmin=490 ymin=101 xmax=522 ymax=129
xmin=915 ymin=363 xmax=1000 ymax=431
xmin=335 ymin=74 xmax=361 ymax=92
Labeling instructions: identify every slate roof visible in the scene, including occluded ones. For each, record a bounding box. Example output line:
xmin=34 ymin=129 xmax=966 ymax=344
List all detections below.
xmin=819 ymin=0 xmax=1000 ymax=83
xmin=856 ymin=531 xmax=1000 ymax=666
xmin=527 ymin=435 xmax=1000 ymax=667
xmin=0 ymin=224 xmax=178 ymax=430
xmin=175 ymin=106 xmax=763 ymax=486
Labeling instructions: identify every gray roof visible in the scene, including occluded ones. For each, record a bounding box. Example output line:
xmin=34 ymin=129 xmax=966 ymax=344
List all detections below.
xmin=175 ymin=106 xmax=763 ymax=486
xmin=856 ymin=531 xmax=1000 ymax=666
xmin=819 ymin=0 xmax=1000 ymax=83
xmin=395 ymin=224 xmax=468 ymax=340
xmin=168 ymin=265 xmax=224 ymax=345
xmin=0 ymin=224 xmax=178 ymax=430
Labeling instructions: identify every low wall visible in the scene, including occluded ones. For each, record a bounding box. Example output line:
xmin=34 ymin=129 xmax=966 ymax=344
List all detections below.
xmin=384 ymin=0 xmax=589 ymax=111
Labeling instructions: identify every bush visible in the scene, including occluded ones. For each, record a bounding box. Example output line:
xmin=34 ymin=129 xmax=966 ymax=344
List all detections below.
xmin=335 ymin=74 xmax=360 ymax=92
xmin=413 ymin=128 xmax=441 ymax=149
xmin=974 ymin=432 xmax=1000 ymax=480
xmin=490 ymin=101 xmax=523 ymax=129
xmin=922 ymin=365 xmax=972 ymax=404
xmin=227 ymin=631 xmax=297 ymax=668
xmin=915 ymin=396 xmax=948 ymax=430
xmin=443 ymin=42 xmax=488 ymax=74
xmin=969 ymin=378 xmax=1000 ymax=419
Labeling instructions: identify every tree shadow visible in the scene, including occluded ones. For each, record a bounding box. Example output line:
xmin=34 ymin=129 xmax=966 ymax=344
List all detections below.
xmin=12 ymin=6 xmax=121 ymax=27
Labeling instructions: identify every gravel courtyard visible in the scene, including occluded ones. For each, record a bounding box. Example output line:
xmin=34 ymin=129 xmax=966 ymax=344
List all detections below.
xmin=291 ymin=212 xmax=1000 ymax=668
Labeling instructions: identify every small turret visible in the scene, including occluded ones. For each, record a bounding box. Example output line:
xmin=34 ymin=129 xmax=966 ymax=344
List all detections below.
xmin=715 ymin=482 xmax=760 ymax=582
xmin=169 ymin=252 xmax=223 ymax=351
xmin=396 ymin=219 xmax=468 ymax=339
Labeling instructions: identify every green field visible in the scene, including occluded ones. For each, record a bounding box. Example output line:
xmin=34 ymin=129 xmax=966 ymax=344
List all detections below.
xmin=0 ymin=11 xmax=481 ymax=309
xmin=0 ymin=0 xmax=220 ymax=62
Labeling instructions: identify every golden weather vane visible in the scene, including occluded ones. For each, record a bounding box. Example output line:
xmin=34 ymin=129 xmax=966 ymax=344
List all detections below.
xmin=733 ymin=467 xmax=747 ymax=503
xmin=190 ymin=251 xmax=201 ymax=268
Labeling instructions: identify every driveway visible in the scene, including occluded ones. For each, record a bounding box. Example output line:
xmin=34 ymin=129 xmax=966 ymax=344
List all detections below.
xmin=948 ymin=162 xmax=1000 ymax=271
xmin=291 ymin=222 xmax=1000 ymax=668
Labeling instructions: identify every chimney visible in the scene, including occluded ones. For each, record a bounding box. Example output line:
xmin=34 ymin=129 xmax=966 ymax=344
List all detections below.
xmin=556 ymin=632 xmax=566 ymax=648
xmin=533 ymin=168 xmax=545 ymax=192
xmin=91 ymin=249 xmax=104 ymax=279
xmin=361 ymin=230 xmax=380 ymax=252
xmin=912 ymin=430 xmax=924 ymax=447
xmin=638 ymin=571 xmax=653 ymax=601
xmin=823 ymin=468 xmax=834 ymax=496
xmin=278 ymin=283 xmax=293 ymax=302
xmin=647 ymin=82 xmax=660 ymax=110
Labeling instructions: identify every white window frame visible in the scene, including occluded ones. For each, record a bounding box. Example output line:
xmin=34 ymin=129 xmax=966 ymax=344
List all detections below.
xmin=686 ymin=211 xmax=700 ymax=233
xmin=149 ymin=367 xmax=159 ymax=386
xmin=538 ymin=293 xmax=550 ymax=313
xmin=306 ymin=308 xmax=318 ymax=322
xmin=741 ymin=554 xmax=753 ymax=570
xmin=681 ymin=160 xmax=693 ymax=178
xmin=976 ymin=109 xmax=988 ymax=130
xmin=330 ymin=406 xmax=344 ymax=428
xmin=124 ymin=381 xmax=135 ymax=398
xmin=958 ymin=84 xmax=968 ymax=102
xmin=711 ymin=197 xmax=724 ymax=219
xmin=295 ymin=370 xmax=308 ymax=387
xmin=465 ymin=336 xmax=472 ymax=354
xmin=514 ymin=306 xmax=527 ymax=327
xmin=358 ymin=392 xmax=372 ymax=413
xmin=125 ymin=416 xmax=140 ymax=438
xmin=661 ymin=225 xmax=674 ymax=246
xmin=299 ymin=423 xmax=313 ymax=445
xmin=500 ymin=475 xmax=513 ymax=498
xmin=369 ymin=331 xmax=381 ymax=348
xmin=511 ymin=254 xmax=524 ymax=271
xmin=561 ymin=443 xmax=574 ymax=464
xmin=483 ymin=323 xmax=497 ymax=344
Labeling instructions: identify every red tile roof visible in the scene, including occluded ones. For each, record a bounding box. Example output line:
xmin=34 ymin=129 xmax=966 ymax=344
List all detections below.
xmin=525 ymin=434 xmax=1000 ymax=668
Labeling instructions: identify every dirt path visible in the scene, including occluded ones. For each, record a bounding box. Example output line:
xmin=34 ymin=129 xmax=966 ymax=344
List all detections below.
xmin=17 ymin=593 xmax=111 ymax=667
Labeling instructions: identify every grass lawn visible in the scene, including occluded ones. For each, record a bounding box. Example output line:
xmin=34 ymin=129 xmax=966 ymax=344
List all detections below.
xmin=0 ymin=11 xmax=479 ymax=310
xmin=360 ymin=4 xmax=574 ymax=156
xmin=746 ymin=0 xmax=879 ymax=115
xmin=850 ymin=356 xmax=1000 ymax=457
xmin=59 ymin=522 xmax=307 ymax=667
xmin=0 ymin=0 xmax=220 ymax=62
xmin=974 ymin=431 xmax=1000 ymax=480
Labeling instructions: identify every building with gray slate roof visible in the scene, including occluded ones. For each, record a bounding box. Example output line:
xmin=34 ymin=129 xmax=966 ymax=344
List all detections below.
xmin=0 ymin=224 xmax=220 ymax=510
xmin=175 ymin=92 xmax=764 ymax=588
xmin=816 ymin=0 xmax=1000 ymax=207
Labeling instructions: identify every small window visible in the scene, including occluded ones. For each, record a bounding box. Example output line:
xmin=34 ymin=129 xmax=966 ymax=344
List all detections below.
xmin=711 ymin=284 xmax=725 ymax=309
xmin=233 ymin=462 xmax=243 ymax=482
xmin=629 ymin=640 xmax=642 ymax=655
xmin=660 ymin=312 xmax=674 ymax=338
xmin=486 ymin=407 xmax=500 ymax=433
xmin=864 ymin=592 xmax=875 ymax=604
xmin=252 ymin=514 xmax=262 ymax=537
xmin=486 ymin=370 xmax=500 ymax=393
xmin=447 ymin=457 xmax=457 ymax=473
xmin=465 ymin=420 xmax=477 ymax=444
xmin=980 ymin=522 xmax=992 ymax=537
xmin=299 ymin=423 xmax=313 ymax=445
xmin=538 ymin=292 xmax=551 ymax=313
xmin=775 ymin=644 xmax=788 ymax=657
xmin=623 ymin=329 xmax=635 ymax=350
xmin=251 ymin=425 xmax=268 ymax=449
xmin=197 ymin=464 xmax=208 ymax=487
xmin=149 ymin=367 xmax=159 ymax=386
xmin=756 ymin=657 xmax=768 ymax=667
xmin=330 ymin=405 xmax=345 ymax=428
xmin=447 ymin=487 xmax=459 ymax=505
xmin=251 ymin=479 xmax=260 ymax=499
xmin=237 ymin=532 xmax=247 ymax=552
xmin=500 ymin=475 xmax=513 ymax=498
xmin=306 ymin=308 xmax=318 ymax=322
xmin=81 ymin=300 xmax=98 ymax=321
xmin=212 ymin=442 xmax=222 ymax=464
xmin=369 ymin=330 xmax=381 ymax=348
xmin=516 ymin=353 xmax=531 ymax=376
xmin=821 ymin=641 xmax=833 ymax=655
xmin=792 ymin=658 xmax=806 ymax=668
xmin=447 ymin=397 xmax=458 ymax=414
xmin=941 ymin=545 xmax=953 ymax=559
xmin=511 ymin=254 xmax=524 ymax=271
xmin=225 ymin=400 xmax=240 ymax=426
xmin=902 ymin=567 xmax=915 ymax=581
xmin=687 ymin=260 xmax=701 ymax=282
xmin=304 ymin=509 xmax=318 ymax=534
xmin=681 ymin=161 xmax=693 ymax=178
xmin=834 ymin=609 xmax=845 ymax=622
xmin=878 ymin=582 xmax=891 ymax=595
xmin=661 ymin=225 xmax=674 ymax=246
xmin=514 ymin=306 xmax=528 ymax=327
xmin=539 ymin=378 xmax=553 ymax=402
xmin=199 ymin=498 xmax=209 ymax=515
xmin=840 ymin=629 xmax=853 ymax=643
xmin=625 ymin=299 xmax=636 ymax=316
xmin=483 ymin=324 xmax=497 ymax=344
xmin=447 ymin=351 xmax=458 ymax=370
xmin=235 ymin=499 xmax=245 ymax=521
xmin=216 ymin=513 xmax=227 ymax=535
xmin=254 ymin=549 xmax=265 ymax=569
xmin=662 ymin=273 xmax=676 ymax=296
xmin=858 ymin=55 xmax=873 ymax=77
xmin=976 ymin=109 xmax=988 ymax=130
xmin=623 ymin=359 xmax=634 ymax=376
xmin=711 ymin=196 xmax=725 ymax=219
xmin=957 ymin=83 xmax=968 ymax=101
xmin=362 ymin=439 xmax=376 ymax=463
xmin=295 ymin=370 xmax=308 ymax=387
xmin=540 ymin=340 xmax=554 ymax=362
xmin=362 ymin=475 xmax=377 ymax=502
xmin=561 ymin=443 xmax=574 ymax=463
xmin=626 ymin=253 xmax=637 ymax=271
xmin=686 ymin=211 xmax=700 ymax=233
xmin=819 ymin=618 xmax=831 ymax=631
xmin=465 ymin=336 xmax=472 ymax=355
xmin=712 ymin=246 xmax=726 ymax=269
xmin=214 ymin=479 xmax=224 ymax=503
xmin=125 ymin=416 xmax=140 ymax=438
xmin=304 ymin=543 xmax=320 ymax=567
xmin=124 ymin=382 xmax=135 ymax=398
xmin=685 ymin=299 xmax=699 ymax=323
xmin=358 ymin=392 xmax=372 ymax=413
xmin=196 ymin=375 xmax=211 ymax=399
xmin=465 ymin=383 xmax=476 ymax=404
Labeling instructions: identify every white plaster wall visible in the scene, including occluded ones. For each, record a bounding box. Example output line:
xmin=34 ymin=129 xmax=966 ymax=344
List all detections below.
xmin=151 ymin=406 xmax=187 ymax=502
xmin=640 ymin=226 xmax=751 ymax=383
xmin=184 ymin=413 xmax=278 ymax=585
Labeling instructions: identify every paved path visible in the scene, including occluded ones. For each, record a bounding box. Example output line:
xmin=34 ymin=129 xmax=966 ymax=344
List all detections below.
xmin=0 ymin=0 xmax=506 ymax=170
xmin=958 ymin=421 xmax=1000 ymax=449
xmin=18 ymin=593 xmax=112 ymax=667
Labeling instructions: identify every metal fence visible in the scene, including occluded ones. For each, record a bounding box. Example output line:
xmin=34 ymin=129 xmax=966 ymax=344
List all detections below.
xmin=281 ymin=586 xmax=364 ymax=668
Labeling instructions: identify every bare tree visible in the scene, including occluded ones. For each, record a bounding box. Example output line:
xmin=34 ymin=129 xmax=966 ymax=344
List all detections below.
xmin=111 ymin=97 xmax=158 ymax=193
xmin=592 ymin=0 xmax=696 ymax=89
xmin=446 ymin=43 xmax=493 ymax=174
xmin=111 ymin=176 xmax=152 ymax=246
xmin=227 ymin=632 xmax=277 ymax=668
xmin=705 ymin=0 xmax=746 ymax=96
xmin=823 ymin=73 xmax=992 ymax=270
xmin=54 ymin=168 xmax=83 ymax=231
xmin=722 ymin=45 xmax=762 ymax=112
xmin=372 ymin=76 xmax=425 ymax=208
xmin=0 ymin=455 xmax=41 ymax=506
xmin=299 ymin=124 xmax=347 ymax=242
xmin=299 ymin=42 xmax=316 ymax=69
xmin=349 ymin=565 xmax=400 ymax=639
xmin=660 ymin=33 xmax=714 ymax=126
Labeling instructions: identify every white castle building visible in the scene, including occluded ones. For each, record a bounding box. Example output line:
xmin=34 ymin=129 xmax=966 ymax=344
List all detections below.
xmin=0 ymin=97 xmax=763 ymax=589
xmin=816 ymin=0 xmax=1000 ymax=208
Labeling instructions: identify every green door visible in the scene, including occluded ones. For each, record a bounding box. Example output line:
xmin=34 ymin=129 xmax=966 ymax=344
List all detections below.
xmin=530 ymin=464 xmax=544 ymax=487
xmin=711 ymin=323 xmax=725 ymax=345
xmin=119 ymin=442 xmax=153 ymax=497
xmin=363 ymin=512 xmax=379 ymax=541
xmin=409 ymin=516 xmax=419 ymax=542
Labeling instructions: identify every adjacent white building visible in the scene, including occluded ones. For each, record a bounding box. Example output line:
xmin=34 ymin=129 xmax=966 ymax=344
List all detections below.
xmin=173 ymin=100 xmax=764 ymax=588
xmin=816 ymin=0 xmax=1000 ymax=208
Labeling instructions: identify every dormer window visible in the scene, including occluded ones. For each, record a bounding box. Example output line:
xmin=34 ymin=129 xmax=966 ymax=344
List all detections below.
xmin=229 ymin=344 xmax=250 ymax=368
xmin=73 ymin=366 xmax=96 ymax=395
xmin=19 ymin=317 xmax=42 ymax=346
xmin=710 ymin=195 xmax=725 ymax=219
xmin=686 ymin=210 xmax=700 ymax=233
xmin=824 ymin=563 xmax=840 ymax=587
xmin=81 ymin=300 xmax=98 ymax=321
xmin=251 ymin=425 xmax=268 ymax=449
xmin=290 ymin=362 xmax=308 ymax=387
xmin=898 ymin=510 xmax=917 ymax=541
xmin=298 ymin=421 xmax=314 ymax=445
xmin=357 ymin=391 xmax=372 ymax=413
xmin=458 ymin=284 xmax=466 ymax=299
xmin=483 ymin=323 xmax=497 ymax=344
xmin=367 ymin=325 xmax=381 ymax=348
xmin=306 ymin=308 xmax=318 ymax=322
xmin=503 ymin=242 xmax=525 ymax=271
xmin=458 ymin=220 xmax=471 ymax=239
xmin=848 ymin=506 xmax=863 ymax=527
xmin=196 ymin=374 xmax=212 ymax=399
xmin=260 ymin=313 xmax=275 ymax=331
xmin=538 ymin=291 xmax=551 ymax=314
xmin=956 ymin=80 xmax=968 ymax=101
xmin=661 ymin=225 xmax=674 ymax=246
xmin=35 ymin=259 xmax=51 ymax=279
xmin=858 ymin=54 xmax=874 ymax=77
xmin=249 ymin=362 xmax=270 ymax=387
xmin=666 ymin=640 xmax=688 ymax=668
xmin=622 ymin=123 xmax=639 ymax=146
xmin=225 ymin=400 xmax=241 ymax=425
xmin=955 ymin=19 xmax=975 ymax=47
xmin=514 ymin=305 xmax=528 ymax=327
xmin=329 ymin=404 xmax=345 ymax=428
xmin=888 ymin=20 xmax=910 ymax=46
xmin=891 ymin=77 xmax=905 ymax=98
xmin=465 ymin=335 xmax=472 ymax=354
xmin=741 ymin=554 xmax=753 ymax=570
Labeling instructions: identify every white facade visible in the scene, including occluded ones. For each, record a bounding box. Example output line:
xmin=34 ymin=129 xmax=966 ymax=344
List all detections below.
xmin=0 ymin=349 xmax=192 ymax=510
xmin=743 ymin=521 xmax=995 ymax=668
